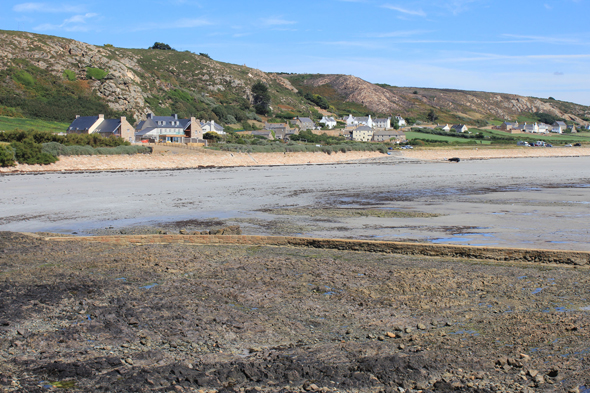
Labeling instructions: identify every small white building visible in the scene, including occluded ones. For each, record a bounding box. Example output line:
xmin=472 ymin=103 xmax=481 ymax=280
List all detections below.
xmin=451 ymin=124 xmax=469 ymax=133
xmin=395 ymin=116 xmax=407 ymax=127
xmin=319 ymin=116 xmax=337 ymax=129
xmin=201 ymin=120 xmax=226 ymax=135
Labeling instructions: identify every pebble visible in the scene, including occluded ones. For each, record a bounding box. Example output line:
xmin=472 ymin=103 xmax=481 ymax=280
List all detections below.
xmin=386 ymin=332 xmax=396 ymax=338
xmin=417 ymin=323 xmax=427 ymax=330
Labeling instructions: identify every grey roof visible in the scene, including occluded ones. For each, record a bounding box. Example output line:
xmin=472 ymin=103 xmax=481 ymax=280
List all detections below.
xmin=374 ymin=130 xmax=403 ymax=136
xmin=298 ymin=117 xmax=314 ymax=124
xmin=137 ymin=115 xmax=189 ymax=131
xmin=374 ymin=118 xmax=389 ymax=122
xmin=94 ymin=119 xmax=120 ymax=134
xmin=356 ymin=117 xmax=370 ymax=122
xmin=201 ymin=121 xmax=224 ymax=132
xmin=67 ymin=116 xmax=99 ymax=132
xmin=555 ymin=121 xmax=567 ymax=127
xmin=354 ymin=126 xmax=373 ymax=131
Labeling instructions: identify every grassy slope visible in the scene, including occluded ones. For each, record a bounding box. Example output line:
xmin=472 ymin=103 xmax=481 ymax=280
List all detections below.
xmin=0 ymin=116 xmax=69 ymax=133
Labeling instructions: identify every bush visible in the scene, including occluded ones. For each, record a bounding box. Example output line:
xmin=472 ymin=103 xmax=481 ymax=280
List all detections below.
xmin=0 ymin=144 xmax=16 ymax=167
xmin=42 ymin=142 xmax=151 ymax=156
xmin=62 ymin=70 xmax=76 ymax=81
xmin=86 ymin=67 xmax=108 ymax=80
xmin=0 ymin=129 xmax=131 ymax=148
xmin=10 ymin=138 xmax=58 ymax=165
xmin=13 ymin=70 xmax=35 ymax=87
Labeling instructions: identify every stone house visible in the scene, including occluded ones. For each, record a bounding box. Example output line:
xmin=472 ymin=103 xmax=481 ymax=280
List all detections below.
xmin=372 ymin=130 xmax=406 ymax=143
xmin=67 ymin=114 xmax=135 ymax=142
xmin=291 ymin=117 xmax=315 ymax=131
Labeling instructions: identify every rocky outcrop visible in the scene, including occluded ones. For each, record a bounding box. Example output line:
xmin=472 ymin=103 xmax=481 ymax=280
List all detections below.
xmin=0 ymin=31 xmax=303 ymax=121
xmin=298 ymin=74 xmax=589 ymax=123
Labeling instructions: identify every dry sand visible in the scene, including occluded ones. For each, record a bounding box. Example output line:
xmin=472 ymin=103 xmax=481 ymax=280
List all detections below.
xmin=0 ymin=150 xmax=385 ymax=173
xmin=400 ymin=146 xmax=590 ymax=161
xmin=2 ymin=146 xmax=590 ymax=173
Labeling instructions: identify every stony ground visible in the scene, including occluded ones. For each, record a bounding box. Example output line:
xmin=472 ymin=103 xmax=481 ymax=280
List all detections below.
xmin=1 ymin=232 xmax=589 ymax=392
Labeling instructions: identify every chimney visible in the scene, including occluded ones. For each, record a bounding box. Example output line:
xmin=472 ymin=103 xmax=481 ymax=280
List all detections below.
xmin=174 ymin=114 xmax=178 ymax=120
xmin=147 ymin=113 xmax=153 ymax=119
xmin=98 ymin=114 xmax=104 ymax=119
xmin=76 ymin=115 xmax=80 ymax=119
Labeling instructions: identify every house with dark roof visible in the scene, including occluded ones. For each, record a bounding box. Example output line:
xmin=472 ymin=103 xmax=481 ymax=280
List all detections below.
xmin=135 ymin=113 xmax=203 ymax=143
xmin=67 ymin=114 xmax=135 ymax=142
xmin=451 ymin=124 xmax=469 ymax=133
xmin=135 ymin=113 xmax=203 ymax=142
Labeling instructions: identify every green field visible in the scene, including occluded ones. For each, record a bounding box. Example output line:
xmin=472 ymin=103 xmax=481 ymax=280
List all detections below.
xmin=0 ymin=116 xmax=69 ymax=133
xmin=404 ymin=131 xmax=492 ymax=144
xmin=407 ymin=128 xmax=590 ymax=146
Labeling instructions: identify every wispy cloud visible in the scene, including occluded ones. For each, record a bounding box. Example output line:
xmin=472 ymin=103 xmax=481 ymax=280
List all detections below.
xmin=381 ymin=4 xmax=426 ymax=17
xmin=502 ymin=34 xmax=583 ymax=45
xmin=442 ymin=0 xmax=480 ymax=15
xmin=260 ymin=16 xmax=297 ymax=26
xmin=33 ymin=12 xmax=99 ymax=32
xmin=544 ymin=3 xmax=553 ymax=10
xmin=365 ymin=29 xmax=432 ymax=38
xmin=13 ymin=2 xmax=85 ymax=13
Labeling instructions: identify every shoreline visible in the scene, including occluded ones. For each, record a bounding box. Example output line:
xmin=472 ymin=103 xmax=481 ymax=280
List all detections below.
xmin=1 ymin=146 xmax=590 ymax=174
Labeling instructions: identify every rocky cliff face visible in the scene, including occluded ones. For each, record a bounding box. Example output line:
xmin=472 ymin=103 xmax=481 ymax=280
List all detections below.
xmin=296 ymin=74 xmax=589 ymax=124
xmin=0 ymin=30 xmax=299 ymax=121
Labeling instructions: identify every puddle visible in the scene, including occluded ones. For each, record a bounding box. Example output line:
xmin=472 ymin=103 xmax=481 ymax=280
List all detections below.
xmin=140 ymin=283 xmax=158 ymax=289
xmin=532 ymin=288 xmax=545 ymax=295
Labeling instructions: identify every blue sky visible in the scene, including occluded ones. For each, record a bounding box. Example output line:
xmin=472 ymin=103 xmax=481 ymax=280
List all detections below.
xmin=3 ymin=0 xmax=590 ymax=105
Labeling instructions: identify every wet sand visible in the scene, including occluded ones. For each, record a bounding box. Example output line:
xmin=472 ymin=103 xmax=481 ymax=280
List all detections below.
xmin=2 ymin=156 xmax=590 ymax=251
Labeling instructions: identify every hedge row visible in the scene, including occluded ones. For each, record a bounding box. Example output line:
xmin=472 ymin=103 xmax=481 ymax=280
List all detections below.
xmin=42 ymin=142 xmax=152 ymax=156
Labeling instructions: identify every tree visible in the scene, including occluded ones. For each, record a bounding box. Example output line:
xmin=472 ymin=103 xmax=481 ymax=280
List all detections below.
xmin=392 ymin=117 xmax=400 ymax=130
xmin=149 ymin=42 xmax=173 ymax=50
xmin=427 ymin=110 xmax=438 ymax=122
xmin=252 ymin=81 xmax=271 ymax=115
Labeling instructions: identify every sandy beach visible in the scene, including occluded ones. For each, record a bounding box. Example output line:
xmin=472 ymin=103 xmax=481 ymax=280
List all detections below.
xmin=2 ymin=146 xmax=590 ymax=173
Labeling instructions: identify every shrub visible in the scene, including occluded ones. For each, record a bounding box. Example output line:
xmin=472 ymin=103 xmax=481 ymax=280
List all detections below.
xmin=42 ymin=142 xmax=151 ymax=156
xmin=0 ymin=144 xmax=16 ymax=167
xmin=13 ymin=70 xmax=35 ymax=87
xmin=86 ymin=67 xmax=108 ymax=80
xmin=11 ymin=138 xmax=58 ymax=165
xmin=62 ymin=70 xmax=76 ymax=81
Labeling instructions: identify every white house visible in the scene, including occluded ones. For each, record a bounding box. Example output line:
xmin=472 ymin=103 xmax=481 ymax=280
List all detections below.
xmin=345 ymin=114 xmax=373 ymax=128
xmin=373 ymin=117 xmax=391 ymax=130
xmin=441 ymin=124 xmax=451 ymax=132
xmin=201 ymin=120 xmax=226 ymax=135
xmin=319 ymin=116 xmax=337 ymax=129
xmin=395 ymin=116 xmax=407 ymax=127
xmin=523 ymin=123 xmax=539 ymax=133
xmin=451 ymin=124 xmax=469 ymax=133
